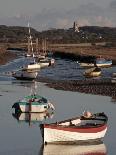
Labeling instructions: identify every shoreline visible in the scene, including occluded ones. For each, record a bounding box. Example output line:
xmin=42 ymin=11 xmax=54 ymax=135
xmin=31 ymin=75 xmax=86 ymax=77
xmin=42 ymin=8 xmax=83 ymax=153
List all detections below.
xmin=0 ymin=51 xmax=17 ymax=65
xmin=0 ymin=49 xmax=116 ymax=98
xmin=37 ymin=77 xmax=116 ymax=98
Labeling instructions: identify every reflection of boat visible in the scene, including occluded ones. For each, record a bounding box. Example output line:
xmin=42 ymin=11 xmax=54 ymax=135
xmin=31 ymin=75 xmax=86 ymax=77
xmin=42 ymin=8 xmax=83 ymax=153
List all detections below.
xmin=84 ymin=67 xmax=101 ymax=78
xmin=12 ymin=111 xmax=54 ymax=126
xmin=42 ymin=142 xmax=107 ymax=155
xmin=12 ymin=70 xmax=38 ymax=80
xmin=12 ymin=94 xmax=55 ymax=113
xmin=79 ymin=58 xmax=112 ymax=68
xmin=40 ymin=111 xmax=108 ymax=144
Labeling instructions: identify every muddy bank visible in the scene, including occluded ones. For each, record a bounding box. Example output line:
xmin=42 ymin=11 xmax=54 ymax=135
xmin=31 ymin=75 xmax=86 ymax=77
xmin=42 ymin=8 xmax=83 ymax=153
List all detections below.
xmin=37 ymin=77 xmax=116 ymax=97
xmin=0 ymin=51 xmax=17 ymax=65
xmin=52 ymin=46 xmax=116 ymax=65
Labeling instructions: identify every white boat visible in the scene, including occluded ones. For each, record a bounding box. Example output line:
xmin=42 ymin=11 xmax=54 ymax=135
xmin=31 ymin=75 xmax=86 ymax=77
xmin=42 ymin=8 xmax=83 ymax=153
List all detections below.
xmin=40 ymin=112 xmax=108 ymax=144
xmin=42 ymin=142 xmax=106 ymax=155
xmin=84 ymin=67 xmax=101 ymax=78
xmin=23 ymin=23 xmax=41 ymax=70
xmin=12 ymin=70 xmax=38 ymax=80
xmin=12 ymin=94 xmax=55 ymax=113
xmin=23 ymin=60 xmax=41 ymax=70
xmin=38 ymin=57 xmax=55 ymax=68
xmin=79 ymin=58 xmax=112 ymax=68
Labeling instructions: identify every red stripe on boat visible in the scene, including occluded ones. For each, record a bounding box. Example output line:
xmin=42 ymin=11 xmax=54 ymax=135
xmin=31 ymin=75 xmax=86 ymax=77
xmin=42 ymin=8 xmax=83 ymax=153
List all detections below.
xmin=44 ymin=124 xmax=107 ymax=133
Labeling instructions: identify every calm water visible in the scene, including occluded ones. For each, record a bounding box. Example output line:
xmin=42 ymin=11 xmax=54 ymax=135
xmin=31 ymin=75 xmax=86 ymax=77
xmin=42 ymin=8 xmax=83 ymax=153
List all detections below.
xmin=0 ymin=57 xmax=116 ymax=154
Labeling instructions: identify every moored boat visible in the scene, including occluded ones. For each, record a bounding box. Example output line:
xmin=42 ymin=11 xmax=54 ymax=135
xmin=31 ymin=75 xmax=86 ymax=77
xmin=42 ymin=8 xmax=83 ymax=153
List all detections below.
xmin=42 ymin=142 xmax=106 ymax=155
xmin=12 ymin=94 xmax=55 ymax=113
xmin=12 ymin=69 xmax=38 ymax=80
xmin=40 ymin=111 xmax=108 ymax=144
xmin=38 ymin=57 xmax=55 ymax=68
xmin=111 ymin=72 xmax=116 ymax=83
xmin=22 ymin=60 xmax=41 ymax=70
xmin=84 ymin=67 xmax=101 ymax=78
xmin=79 ymin=58 xmax=112 ymax=68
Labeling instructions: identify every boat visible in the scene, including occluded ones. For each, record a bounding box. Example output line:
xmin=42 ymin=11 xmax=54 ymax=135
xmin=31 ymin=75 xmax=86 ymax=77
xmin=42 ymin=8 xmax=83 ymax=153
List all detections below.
xmin=23 ymin=23 xmax=41 ymax=70
xmin=84 ymin=67 xmax=101 ymax=78
xmin=42 ymin=142 xmax=106 ymax=155
xmin=12 ymin=69 xmax=38 ymax=80
xmin=22 ymin=60 xmax=41 ymax=70
xmin=12 ymin=94 xmax=55 ymax=113
xmin=40 ymin=111 xmax=108 ymax=144
xmin=79 ymin=58 xmax=112 ymax=68
xmin=111 ymin=72 xmax=116 ymax=83
xmin=37 ymin=57 xmax=55 ymax=68
xmin=12 ymin=111 xmax=54 ymax=126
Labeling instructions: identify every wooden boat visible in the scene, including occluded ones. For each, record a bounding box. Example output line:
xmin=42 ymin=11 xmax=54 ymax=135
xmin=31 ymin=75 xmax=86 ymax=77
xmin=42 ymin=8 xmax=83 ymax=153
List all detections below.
xmin=79 ymin=58 xmax=112 ymax=68
xmin=40 ymin=112 xmax=108 ymax=144
xmin=12 ymin=111 xmax=54 ymax=126
xmin=42 ymin=142 xmax=106 ymax=155
xmin=12 ymin=94 xmax=55 ymax=113
xmin=12 ymin=69 xmax=38 ymax=80
xmin=84 ymin=67 xmax=101 ymax=78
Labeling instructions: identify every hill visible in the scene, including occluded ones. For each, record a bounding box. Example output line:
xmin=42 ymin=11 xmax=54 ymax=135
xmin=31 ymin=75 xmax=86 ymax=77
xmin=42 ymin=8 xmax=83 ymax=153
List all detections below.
xmin=0 ymin=25 xmax=116 ymax=44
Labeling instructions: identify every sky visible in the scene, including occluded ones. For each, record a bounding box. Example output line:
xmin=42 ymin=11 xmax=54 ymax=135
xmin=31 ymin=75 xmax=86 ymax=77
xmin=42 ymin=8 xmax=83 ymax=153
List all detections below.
xmin=0 ymin=0 xmax=116 ymax=31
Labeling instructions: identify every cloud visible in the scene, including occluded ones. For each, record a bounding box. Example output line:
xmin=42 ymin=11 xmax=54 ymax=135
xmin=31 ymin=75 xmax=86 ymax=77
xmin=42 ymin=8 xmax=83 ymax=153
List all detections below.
xmin=110 ymin=1 xmax=116 ymax=9
xmin=0 ymin=2 xmax=116 ymax=31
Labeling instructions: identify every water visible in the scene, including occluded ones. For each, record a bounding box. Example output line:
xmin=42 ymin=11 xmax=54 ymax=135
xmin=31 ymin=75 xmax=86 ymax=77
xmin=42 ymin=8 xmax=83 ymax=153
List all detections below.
xmin=0 ymin=56 xmax=116 ymax=154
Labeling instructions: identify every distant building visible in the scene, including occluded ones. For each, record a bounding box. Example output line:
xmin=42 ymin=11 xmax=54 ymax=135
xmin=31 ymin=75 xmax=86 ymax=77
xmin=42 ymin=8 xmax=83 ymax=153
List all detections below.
xmin=73 ymin=21 xmax=80 ymax=32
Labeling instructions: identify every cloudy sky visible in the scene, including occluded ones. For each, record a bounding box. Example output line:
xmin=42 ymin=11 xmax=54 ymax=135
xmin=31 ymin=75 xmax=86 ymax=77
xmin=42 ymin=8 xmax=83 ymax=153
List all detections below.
xmin=0 ymin=0 xmax=116 ymax=31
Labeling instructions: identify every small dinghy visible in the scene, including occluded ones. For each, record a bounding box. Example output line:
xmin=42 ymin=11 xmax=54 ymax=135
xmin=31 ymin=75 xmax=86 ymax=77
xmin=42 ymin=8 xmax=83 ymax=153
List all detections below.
xmin=40 ymin=111 xmax=108 ymax=144
xmin=12 ymin=94 xmax=55 ymax=113
xmin=84 ymin=67 xmax=101 ymax=78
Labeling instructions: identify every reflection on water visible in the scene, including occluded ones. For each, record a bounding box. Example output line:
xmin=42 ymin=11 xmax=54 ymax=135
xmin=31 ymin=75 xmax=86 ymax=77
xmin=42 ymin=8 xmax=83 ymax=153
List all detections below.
xmin=12 ymin=111 xmax=54 ymax=127
xmin=40 ymin=142 xmax=107 ymax=155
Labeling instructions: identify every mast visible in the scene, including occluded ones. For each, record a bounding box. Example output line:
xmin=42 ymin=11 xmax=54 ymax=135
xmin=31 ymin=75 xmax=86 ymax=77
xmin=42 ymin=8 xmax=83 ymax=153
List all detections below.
xmin=36 ymin=38 xmax=39 ymax=55
xmin=28 ymin=22 xmax=34 ymax=57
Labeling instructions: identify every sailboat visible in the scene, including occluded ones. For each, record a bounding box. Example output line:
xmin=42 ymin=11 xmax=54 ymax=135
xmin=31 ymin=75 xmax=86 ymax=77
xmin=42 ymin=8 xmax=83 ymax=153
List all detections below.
xmin=12 ymin=81 xmax=55 ymax=113
xmin=23 ymin=23 xmax=41 ymax=70
xmin=37 ymin=38 xmax=55 ymax=68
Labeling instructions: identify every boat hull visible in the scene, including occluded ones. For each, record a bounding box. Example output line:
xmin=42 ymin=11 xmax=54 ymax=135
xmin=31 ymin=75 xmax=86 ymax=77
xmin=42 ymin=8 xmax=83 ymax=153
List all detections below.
xmin=12 ymin=70 xmax=38 ymax=80
xmin=42 ymin=124 xmax=107 ymax=144
xmin=25 ymin=63 xmax=41 ymax=70
xmin=84 ymin=71 xmax=101 ymax=77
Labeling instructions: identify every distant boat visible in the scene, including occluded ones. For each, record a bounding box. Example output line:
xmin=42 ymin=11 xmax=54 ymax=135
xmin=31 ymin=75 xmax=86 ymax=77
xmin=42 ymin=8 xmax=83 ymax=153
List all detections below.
xmin=79 ymin=58 xmax=112 ymax=68
xmin=23 ymin=23 xmax=41 ymax=70
xmin=12 ymin=69 xmax=38 ymax=80
xmin=12 ymin=94 xmax=55 ymax=113
xmin=12 ymin=111 xmax=54 ymax=126
xmin=84 ymin=67 xmax=101 ymax=78
xmin=22 ymin=60 xmax=41 ymax=70
xmin=38 ymin=57 xmax=55 ymax=68
xmin=42 ymin=142 xmax=107 ymax=155
xmin=40 ymin=111 xmax=108 ymax=144
xmin=111 ymin=72 xmax=116 ymax=83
